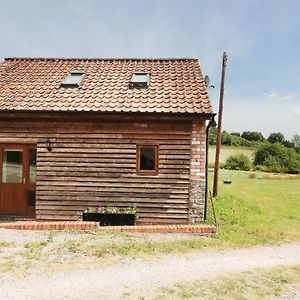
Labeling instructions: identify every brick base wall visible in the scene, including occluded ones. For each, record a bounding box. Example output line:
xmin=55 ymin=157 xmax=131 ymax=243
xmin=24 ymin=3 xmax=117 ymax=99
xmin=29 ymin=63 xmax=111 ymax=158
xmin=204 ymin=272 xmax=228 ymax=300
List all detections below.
xmin=189 ymin=120 xmax=206 ymax=223
xmin=0 ymin=221 xmax=216 ymax=234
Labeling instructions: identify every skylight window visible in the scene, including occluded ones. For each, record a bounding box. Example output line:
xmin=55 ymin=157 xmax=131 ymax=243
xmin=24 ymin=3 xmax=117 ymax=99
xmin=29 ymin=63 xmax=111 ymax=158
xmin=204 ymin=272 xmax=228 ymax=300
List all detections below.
xmin=129 ymin=72 xmax=150 ymax=89
xmin=61 ymin=71 xmax=85 ymax=88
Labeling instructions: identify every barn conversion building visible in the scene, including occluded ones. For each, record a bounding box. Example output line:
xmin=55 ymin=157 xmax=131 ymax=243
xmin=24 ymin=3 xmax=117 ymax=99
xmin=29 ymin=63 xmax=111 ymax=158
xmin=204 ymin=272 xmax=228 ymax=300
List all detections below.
xmin=0 ymin=57 xmax=214 ymax=224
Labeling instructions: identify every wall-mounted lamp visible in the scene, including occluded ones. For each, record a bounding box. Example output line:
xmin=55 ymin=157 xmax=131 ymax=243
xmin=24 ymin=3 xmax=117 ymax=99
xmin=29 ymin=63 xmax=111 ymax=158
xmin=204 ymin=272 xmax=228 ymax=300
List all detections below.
xmin=45 ymin=138 xmax=52 ymax=152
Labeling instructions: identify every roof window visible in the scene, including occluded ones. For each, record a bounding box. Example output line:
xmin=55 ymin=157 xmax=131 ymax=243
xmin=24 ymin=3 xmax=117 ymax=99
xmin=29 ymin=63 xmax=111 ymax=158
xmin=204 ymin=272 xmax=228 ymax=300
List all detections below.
xmin=129 ymin=72 xmax=150 ymax=89
xmin=61 ymin=71 xmax=85 ymax=88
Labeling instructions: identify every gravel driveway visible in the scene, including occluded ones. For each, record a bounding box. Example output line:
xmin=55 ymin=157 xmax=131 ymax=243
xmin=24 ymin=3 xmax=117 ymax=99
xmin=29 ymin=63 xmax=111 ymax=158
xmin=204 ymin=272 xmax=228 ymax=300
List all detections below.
xmin=1 ymin=237 xmax=300 ymax=300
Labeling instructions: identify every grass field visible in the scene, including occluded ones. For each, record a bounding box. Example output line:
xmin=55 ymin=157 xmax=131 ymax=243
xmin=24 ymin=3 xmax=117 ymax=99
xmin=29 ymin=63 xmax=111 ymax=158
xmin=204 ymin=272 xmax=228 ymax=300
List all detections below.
xmin=208 ymin=169 xmax=300 ymax=246
xmin=209 ymin=145 xmax=254 ymax=165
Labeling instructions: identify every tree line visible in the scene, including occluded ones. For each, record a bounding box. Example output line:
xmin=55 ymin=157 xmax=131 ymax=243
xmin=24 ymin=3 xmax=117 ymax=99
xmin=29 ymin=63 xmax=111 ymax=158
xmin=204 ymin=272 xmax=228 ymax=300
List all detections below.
xmin=209 ymin=127 xmax=300 ymax=174
xmin=209 ymin=127 xmax=300 ymax=151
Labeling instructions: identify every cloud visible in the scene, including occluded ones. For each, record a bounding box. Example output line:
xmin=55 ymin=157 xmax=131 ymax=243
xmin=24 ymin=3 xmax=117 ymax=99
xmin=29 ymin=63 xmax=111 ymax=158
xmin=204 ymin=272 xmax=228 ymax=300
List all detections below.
xmin=263 ymin=92 xmax=300 ymax=102
xmin=262 ymin=93 xmax=278 ymax=98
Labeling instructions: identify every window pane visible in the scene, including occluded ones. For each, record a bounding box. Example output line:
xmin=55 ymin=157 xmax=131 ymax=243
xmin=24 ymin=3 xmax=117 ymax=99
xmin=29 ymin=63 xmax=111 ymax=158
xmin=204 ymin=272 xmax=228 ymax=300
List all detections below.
xmin=28 ymin=191 xmax=36 ymax=208
xmin=132 ymin=73 xmax=149 ymax=83
xmin=29 ymin=149 xmax=37 ymax=183
xmin=2 ymin=149 xmax=23 ymax=183
xmin=61 ymin=72 xmax=85 ymax=87
xmin=63 ymin=73 xmax=83 ymax=85
xmin=140 ymin=147 xmax=156 ymax=170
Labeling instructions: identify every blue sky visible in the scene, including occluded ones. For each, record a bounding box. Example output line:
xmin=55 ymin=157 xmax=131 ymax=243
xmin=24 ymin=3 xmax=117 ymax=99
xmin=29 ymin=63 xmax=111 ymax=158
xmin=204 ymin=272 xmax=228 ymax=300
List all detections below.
xmin=1 ymin=0 xmax=299 ymax=139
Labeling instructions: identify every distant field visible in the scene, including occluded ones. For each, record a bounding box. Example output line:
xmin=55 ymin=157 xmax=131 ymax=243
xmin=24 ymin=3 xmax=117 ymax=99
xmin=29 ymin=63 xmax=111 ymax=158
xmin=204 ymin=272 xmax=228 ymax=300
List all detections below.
xmin=209 ymin=145 xmax=254 ymax=165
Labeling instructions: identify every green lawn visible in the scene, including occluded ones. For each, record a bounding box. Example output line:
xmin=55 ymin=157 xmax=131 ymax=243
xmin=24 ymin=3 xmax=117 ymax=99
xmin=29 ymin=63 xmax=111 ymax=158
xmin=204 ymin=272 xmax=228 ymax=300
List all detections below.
xmin=209 ymin=145 xmax=254 ymax=165
xmin=208 ymin=170 xmax=300 ymax=246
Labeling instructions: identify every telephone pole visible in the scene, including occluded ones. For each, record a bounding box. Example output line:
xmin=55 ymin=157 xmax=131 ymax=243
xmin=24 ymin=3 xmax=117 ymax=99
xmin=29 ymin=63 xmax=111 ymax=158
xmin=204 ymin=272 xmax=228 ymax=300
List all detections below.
xmin=213 ymin=51 xmax=227 ymax=197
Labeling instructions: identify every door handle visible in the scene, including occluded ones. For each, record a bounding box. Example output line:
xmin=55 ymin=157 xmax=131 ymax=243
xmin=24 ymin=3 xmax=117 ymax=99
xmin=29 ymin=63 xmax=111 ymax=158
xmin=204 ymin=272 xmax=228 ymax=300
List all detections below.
xmin=23 ymin=177 xmax=26 ymax=184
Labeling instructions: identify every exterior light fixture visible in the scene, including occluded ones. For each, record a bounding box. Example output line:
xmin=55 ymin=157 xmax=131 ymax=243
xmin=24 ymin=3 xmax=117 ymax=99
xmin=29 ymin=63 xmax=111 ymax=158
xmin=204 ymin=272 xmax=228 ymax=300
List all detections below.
xmin=45 ymin=138 xmax=52 ymax=152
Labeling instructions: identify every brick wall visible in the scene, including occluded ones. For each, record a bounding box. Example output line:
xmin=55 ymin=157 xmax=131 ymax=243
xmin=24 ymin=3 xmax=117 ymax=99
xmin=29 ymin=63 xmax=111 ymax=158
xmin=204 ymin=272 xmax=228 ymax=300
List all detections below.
xmin=189 ymin=120 xmax=207 ymax=223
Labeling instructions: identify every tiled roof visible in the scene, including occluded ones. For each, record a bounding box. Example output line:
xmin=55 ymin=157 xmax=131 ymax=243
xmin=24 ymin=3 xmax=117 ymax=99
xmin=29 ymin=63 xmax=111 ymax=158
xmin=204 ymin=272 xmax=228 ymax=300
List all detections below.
xmin=0 ymin=57 xmax=213 ymax=115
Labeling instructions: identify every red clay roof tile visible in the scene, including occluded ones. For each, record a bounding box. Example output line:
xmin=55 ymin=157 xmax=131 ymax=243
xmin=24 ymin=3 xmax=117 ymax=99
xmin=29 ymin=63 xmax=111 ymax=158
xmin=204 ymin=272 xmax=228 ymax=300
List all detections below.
xmin=0 ymin=58 xmax=213 ymax=115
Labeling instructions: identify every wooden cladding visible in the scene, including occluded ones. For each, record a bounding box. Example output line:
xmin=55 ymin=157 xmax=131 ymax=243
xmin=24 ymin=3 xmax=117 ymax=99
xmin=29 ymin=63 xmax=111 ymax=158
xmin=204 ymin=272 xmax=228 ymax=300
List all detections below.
xmin=0 ymin=117 xmax=193 ymax=224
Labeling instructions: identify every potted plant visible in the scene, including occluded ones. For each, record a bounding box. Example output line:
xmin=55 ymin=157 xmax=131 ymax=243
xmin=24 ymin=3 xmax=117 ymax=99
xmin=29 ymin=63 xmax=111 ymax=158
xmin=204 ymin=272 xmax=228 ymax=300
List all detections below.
xmin=82 ymin=205 xmax=138 ymax=226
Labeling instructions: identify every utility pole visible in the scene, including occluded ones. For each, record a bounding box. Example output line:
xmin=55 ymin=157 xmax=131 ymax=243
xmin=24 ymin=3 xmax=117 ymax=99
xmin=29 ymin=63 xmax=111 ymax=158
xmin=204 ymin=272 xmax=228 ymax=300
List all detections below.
xmin=213 ymin=51 xmax=227 ymax=197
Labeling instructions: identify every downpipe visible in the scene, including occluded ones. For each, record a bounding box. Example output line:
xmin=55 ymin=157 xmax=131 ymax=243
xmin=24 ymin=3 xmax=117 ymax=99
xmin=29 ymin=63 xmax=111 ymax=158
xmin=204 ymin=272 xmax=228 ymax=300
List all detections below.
xmin=204 ymin=116 xmax=216 ymax=221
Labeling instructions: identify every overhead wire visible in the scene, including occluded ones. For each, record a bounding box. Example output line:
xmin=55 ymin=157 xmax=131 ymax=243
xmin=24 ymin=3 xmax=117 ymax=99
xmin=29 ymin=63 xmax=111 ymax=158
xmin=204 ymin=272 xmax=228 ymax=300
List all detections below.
xmin=229 ymin=57 xmax=299 ymax=120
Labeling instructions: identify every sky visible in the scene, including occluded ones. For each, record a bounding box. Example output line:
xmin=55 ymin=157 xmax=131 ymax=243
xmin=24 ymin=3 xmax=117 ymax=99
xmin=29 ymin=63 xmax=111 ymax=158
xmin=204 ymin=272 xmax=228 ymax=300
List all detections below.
xmin=0 ymin=0 xmax=299 ymax=139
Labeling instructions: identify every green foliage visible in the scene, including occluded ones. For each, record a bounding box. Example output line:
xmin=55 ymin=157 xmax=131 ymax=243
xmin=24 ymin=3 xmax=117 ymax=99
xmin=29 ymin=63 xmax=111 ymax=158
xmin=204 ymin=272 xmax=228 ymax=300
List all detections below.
xmin=291 ymin=134 xmax=300 ymax=151
xmin=209 ymin=129 xmax=255 ymax=147
xmin=283 ymin=139 xmax=295 ymax=149
xmin=209 ymin=146 xmax=254 ymax=167
xmin=221 ymin=131 xmax=251 ymax=147
xmin=123 ymin=204 xmax=139 ymax=220
xmin=267 ymin=132 xmax=285 ymax=144
xmin=209 ymin=128 xmax=300 ymax=158
xmin=209 ymin=126 xmax=300 ymax=174
xmin=241 ymin=131 xmax=265 ymax=142
xmin=221 ymin=131 xmax=233 ymax=145
xmin=86 ymin=205 xmax=139 ymax=219
xmin=103 ymin=206 xmax=119 ymax=214
xmin=254 ymin=142 xmax=300 ymax=174
xmin=86 ymin=207 xmax=97 ymax=213
xmin=208 ymin=127 xmax=217 ymax=145
xmin=231 ymin=132 xmax=241 ymax=137
xmin=223 ymin=154 xmax=252 ymax=171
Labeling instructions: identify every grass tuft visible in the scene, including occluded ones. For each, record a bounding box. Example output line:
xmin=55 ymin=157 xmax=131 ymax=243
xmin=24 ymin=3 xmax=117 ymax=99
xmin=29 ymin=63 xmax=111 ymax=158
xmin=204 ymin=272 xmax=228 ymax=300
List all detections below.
xmin=156 ymin=265 xmax=300 ymax=300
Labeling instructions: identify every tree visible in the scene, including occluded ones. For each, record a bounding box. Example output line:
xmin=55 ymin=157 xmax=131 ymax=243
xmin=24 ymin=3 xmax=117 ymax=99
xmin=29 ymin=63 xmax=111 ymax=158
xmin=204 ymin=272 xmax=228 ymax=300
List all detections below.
xmin=208 ymin=127 xmax=217 ymax=145
xmin=241 ymin=131 xmax=265 ymax=142
xmin=291 ymin=134 xmax=300 ymax=150
xmin=267 ymin=132 xmax=285 ymax=144
xmin=223 ymin=154 xmax=252 ymax=171
xmin=221 ymin=131 xmax=232 ymax=145
xmin=283 ymin=140 xmax=294 ymax=148
xmin=254 ymin=142 xmax=300 ymax=173
xmin=231 ymin=132 xmax=241 ymax=137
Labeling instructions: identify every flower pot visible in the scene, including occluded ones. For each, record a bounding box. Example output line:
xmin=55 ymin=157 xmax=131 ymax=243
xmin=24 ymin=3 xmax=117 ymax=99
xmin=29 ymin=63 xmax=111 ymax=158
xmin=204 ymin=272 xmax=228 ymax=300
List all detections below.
xmin=82 ymin=212 xmax=103 ymax=222
xmin=82 ymin=212 xmax=135 ymax=226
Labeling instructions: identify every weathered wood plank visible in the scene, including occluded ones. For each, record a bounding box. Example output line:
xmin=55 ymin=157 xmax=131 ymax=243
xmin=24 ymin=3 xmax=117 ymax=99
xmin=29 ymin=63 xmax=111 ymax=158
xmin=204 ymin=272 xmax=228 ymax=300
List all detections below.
xmin=36 ymin=170 xmax=190 ymax=178
xmin=36 ymin=175 xmax=189 ymax=184
xmin=37 ymin=180 xmax=189 ymax=189
xmin=36 ymin=166 xmax=190 ymax=174
xmin=36 ymin=190 xmax=189 ymax=199
xmin=0 ymin=117 xmax=195 ymax=224
xmin=36 ymin=198 xmax=188 ymax=205
xmin=36 ymin=186 xmax=189 ymax=194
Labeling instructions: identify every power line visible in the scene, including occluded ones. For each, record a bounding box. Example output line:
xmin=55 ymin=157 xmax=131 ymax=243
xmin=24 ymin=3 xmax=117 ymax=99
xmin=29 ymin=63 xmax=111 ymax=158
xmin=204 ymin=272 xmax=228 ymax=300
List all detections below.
xmin=229 ymin=58 xmax=300 ymax=120
xmin=229 ymin=58 xmax=271 ymax=95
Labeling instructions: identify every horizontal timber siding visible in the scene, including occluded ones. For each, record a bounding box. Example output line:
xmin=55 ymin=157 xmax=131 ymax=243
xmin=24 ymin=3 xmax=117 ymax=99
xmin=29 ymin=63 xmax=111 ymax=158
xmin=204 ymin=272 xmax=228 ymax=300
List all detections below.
xmin=0 ymin=117 xmax=192 ymax=224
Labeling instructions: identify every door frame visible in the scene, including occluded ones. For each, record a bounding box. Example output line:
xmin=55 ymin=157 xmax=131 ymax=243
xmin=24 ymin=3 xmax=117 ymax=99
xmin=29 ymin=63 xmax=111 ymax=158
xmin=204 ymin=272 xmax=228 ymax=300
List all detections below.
xmin=0 ymin=144 xmax=36 ymax=217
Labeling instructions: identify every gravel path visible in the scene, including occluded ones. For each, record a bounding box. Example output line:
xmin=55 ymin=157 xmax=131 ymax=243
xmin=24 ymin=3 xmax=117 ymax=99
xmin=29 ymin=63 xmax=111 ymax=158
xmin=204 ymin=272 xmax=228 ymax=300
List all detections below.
xmin=0 ymin=228 xmax=200 ymax=243
xmin=275 ymin=289 xmax=300 ymax=300
xmin=1 ymin=243 xmax=300 ymax=300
